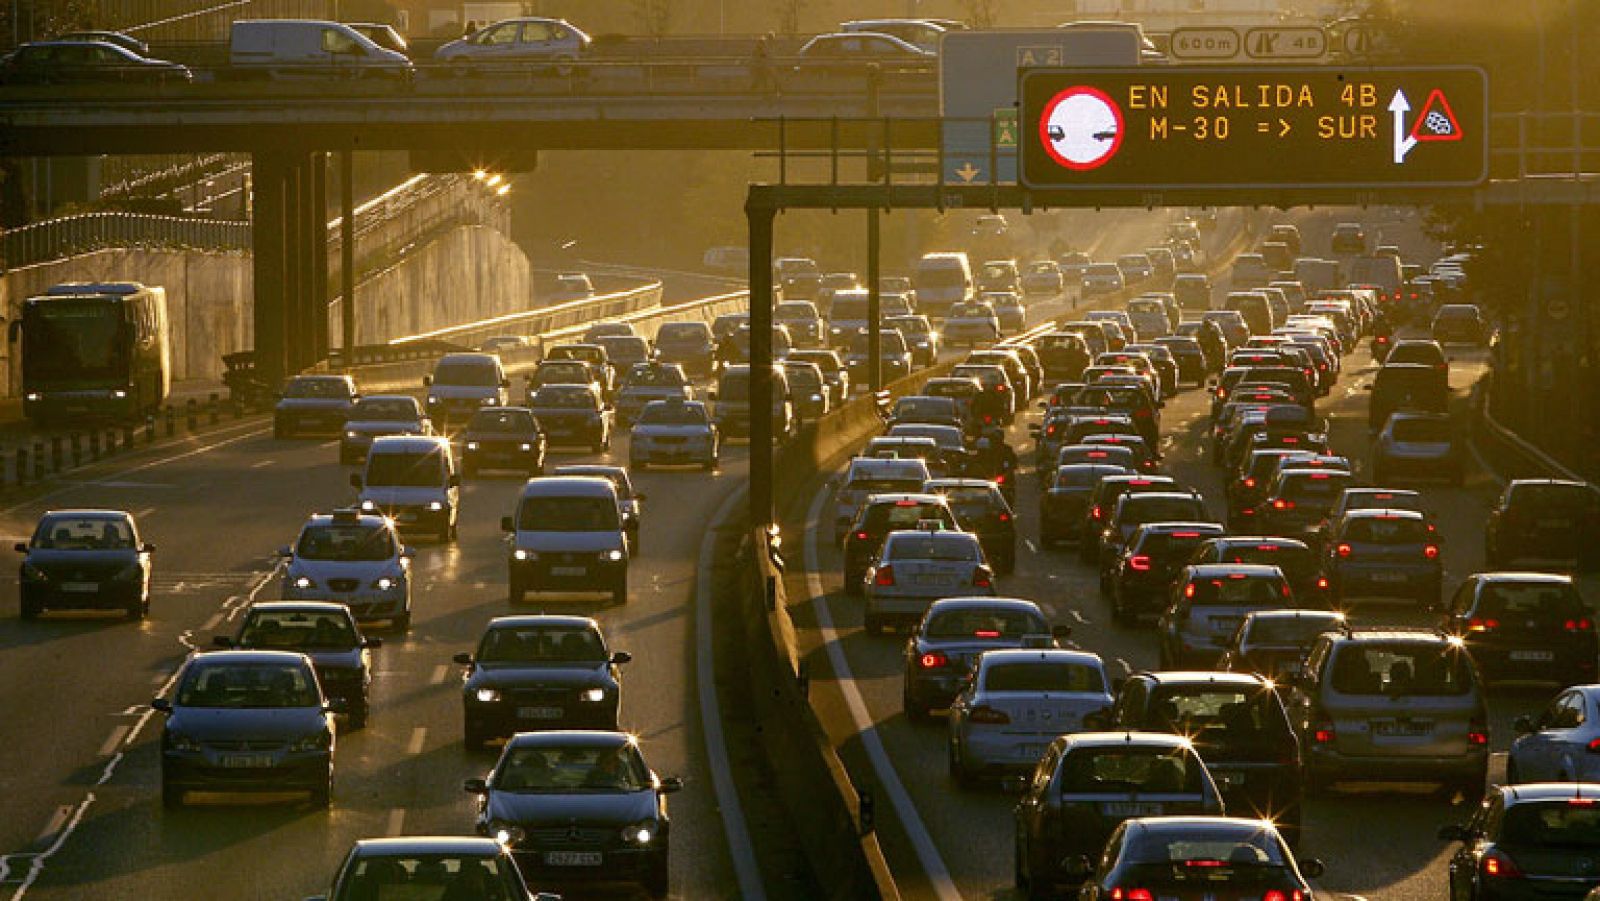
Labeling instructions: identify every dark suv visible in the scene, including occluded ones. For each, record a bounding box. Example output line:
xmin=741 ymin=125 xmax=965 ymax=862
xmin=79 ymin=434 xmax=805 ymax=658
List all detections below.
xmin=841 ymin=494 xmax=958 ymax=594
xmin=1077 ymin=475 xmax=1180 ymax=563
xmin=1108 ymin=671 xmax=1306 ymax=844
xmin=1485 ymin=479 xmax=1600 ymax=571
xmin=1109 ymin=523 xmax=1227 ymax=624
xmin=1442 ymin=572 xmax=1597 ymax=687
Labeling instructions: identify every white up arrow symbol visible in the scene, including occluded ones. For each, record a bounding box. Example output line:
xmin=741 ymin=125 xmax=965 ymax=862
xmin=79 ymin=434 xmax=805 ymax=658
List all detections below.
xmin=1390 ymin=88 xmax=1419 ymax=164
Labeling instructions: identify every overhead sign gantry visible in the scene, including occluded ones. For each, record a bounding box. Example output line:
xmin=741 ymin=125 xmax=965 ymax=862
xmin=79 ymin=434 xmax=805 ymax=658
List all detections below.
xmin=1020 ymin=66 xmax=1488 ymax=191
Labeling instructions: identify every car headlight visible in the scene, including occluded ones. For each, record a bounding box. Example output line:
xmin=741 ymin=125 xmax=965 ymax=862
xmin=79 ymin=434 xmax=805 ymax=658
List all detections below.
xmin=359 ymin=500 xmax=377 ymax=512
xmin=293 ymin=576 xmax=315 ymax=590
xmin=605 ymin=549 xmax=625 ymax=562
xmin=513 ymin=549 xmax=533 ymax=561
xmin=24 ymin=392 xmax=40 ymax=402
xmin=491 ymin=821 xmax=525 ymax=846
xmin=481 ymin=397 xmax=498 ymax=406
xmin=578 ymin=688 xmax=606 ymax=703
xmin=112 ymin=389 xmax=128 ymax=399
xmin=475 ymin=688 xmax=502 ymax=703
xmin=621 ymin=819 xmax=658 ymax=845
xmin=373 ymin=577 xmax=397 ymax=591
xmin=427 ymin=396 xmax=441 ymax=405
xmin=466 ymin=441 xmax=480 ymax=451
xmin=346 ymin=430 xmax=359 ymax=439
xmin=20 ymin=562 xmax=48 ymax=581
xmin=289 ymin=730 xmax=331 ymax=752
xmin=167 ymin=731 xmax=201 ymax=753
xmin=519 ymin=442 xmax=534 ymax=451
xmin=428 ymin=501 xmax=445 ymax=511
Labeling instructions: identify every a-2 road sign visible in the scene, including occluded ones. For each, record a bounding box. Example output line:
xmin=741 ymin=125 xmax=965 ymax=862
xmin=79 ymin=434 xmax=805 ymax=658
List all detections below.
xmin=1244 ymin=27 xmax=1327 ymax=60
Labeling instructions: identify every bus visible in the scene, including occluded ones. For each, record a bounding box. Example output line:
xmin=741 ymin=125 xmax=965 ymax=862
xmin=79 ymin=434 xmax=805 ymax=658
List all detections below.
xmin=15 ymin=281 xmax=170 ymax=423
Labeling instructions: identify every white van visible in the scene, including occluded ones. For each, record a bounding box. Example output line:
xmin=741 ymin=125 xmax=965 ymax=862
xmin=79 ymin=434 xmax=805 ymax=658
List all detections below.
xmin=230 ymin=19 xmax=412 ymax=79
xmin=352 ymin=435 xmax=460 ymax=542
xmin=913 ymin=252 xmax=973 ymax=320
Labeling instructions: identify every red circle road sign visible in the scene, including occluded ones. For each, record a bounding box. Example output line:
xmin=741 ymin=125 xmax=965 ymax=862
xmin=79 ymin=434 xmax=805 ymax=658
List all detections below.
xmin=1037 ymin=86 xmax=1125 ymax=172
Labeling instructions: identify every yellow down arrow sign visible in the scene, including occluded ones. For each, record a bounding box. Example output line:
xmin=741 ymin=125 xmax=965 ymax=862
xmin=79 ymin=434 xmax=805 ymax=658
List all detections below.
xmin=954 ymin=162 xmax=981 ymax=183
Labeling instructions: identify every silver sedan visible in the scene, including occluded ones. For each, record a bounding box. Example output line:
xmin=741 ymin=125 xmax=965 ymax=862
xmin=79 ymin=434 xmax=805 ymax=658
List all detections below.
xmin=1508 ymin=685 xmax=1600 ymax=784
xmin=863 ymin=530 xmax=993 ymax=635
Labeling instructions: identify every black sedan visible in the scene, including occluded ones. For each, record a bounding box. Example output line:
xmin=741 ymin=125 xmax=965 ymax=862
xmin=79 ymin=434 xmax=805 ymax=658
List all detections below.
xmin=16 ymin=509 xmax=153 ymax=619
xmin=466 ymin=730 xmax=681 ymax=897
xmin=925 ymin=478 xmax=1017 ymax=574
xmin=460 ymin=406 xmax=547 ymax=477
xmin=527 ymin=384 xmax=611 ymax=452
xmin=455 ymin=615 xmax=630 ymax=751
xmin=215 ymin=601 xmax=380 ymax=728
xmin=901 ymin=596 xmax=1067 ymax=721
xmin=1442 ymin=783 xmax=1600 ymax=901
xmin=0 ymin=39 xmax=191 ymax=84
xmin=1075 ymin=817 xmax=1322 ymax=901
xmin=154 ymin=650 xmax=339 ymax=808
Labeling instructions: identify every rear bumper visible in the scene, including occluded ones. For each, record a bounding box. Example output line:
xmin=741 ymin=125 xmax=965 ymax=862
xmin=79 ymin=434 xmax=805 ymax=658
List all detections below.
xmin=1306 ymin=747 xmax=1486 ymax=784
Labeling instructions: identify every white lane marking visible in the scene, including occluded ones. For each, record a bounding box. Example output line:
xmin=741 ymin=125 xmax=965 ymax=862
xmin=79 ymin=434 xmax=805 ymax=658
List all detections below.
xmin=406 ymin=727 xmax=427 ymax=756
xmin=97 ymin=725 xmax=130 ymax=758
xmin=1023 ymin=539 xmax=1038 ymax=555
xmin=387 ymin=808 xmax=407 ymax=837
xmin=133 ymin=506 xmax=157 ymax=520
xmin=95 ymin=754 xmax=122 ymax=787
xmin=430 ymin=664 xmax=450 ymax=685
xmin=0 ymin=424 xmax=271 ymax=517
xmin=1068 ymin=608 xmax=1088 ymax=624
xmin=804 ymin=488 xmax=961 ymax=901
xmin=695 ymin=486 xmax=767 ymax=901
xmin=148 ymin=673 xmax=167 ymax=686
xmin=200 ymin=611 xmax=224 ymax=633
xmin=250 ymin=459 xmax=275 ymax=469
xmin=31 ymin=808 xmax=69 ymax=848
xmin=0 ymin=792 xmax=94 ymax=899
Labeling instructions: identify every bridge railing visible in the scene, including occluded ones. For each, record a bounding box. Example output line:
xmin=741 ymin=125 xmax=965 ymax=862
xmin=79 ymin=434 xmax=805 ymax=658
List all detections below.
xmin=1489 ymin=111 xmax=1600 ymax=179
xmin=0 ymin=211 xmax=251 ymax=268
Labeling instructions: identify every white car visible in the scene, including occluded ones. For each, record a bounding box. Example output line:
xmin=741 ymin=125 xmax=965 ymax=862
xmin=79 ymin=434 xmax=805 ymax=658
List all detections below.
xmin=434 ymin=17 xmax=590 ymax=69
xmin=833 ymin=456 xmax=932 ymax=543
xmin=629 ymin=399 xmax=719 ymax=471
xmin=281 ymin=509 xmax=413 ymax=630
xmin=947 ymin=648 xmax=1114 ymax=786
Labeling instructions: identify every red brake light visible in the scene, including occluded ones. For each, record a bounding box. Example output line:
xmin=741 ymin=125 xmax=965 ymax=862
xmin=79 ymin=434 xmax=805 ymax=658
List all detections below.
xmin=1315 ymin=576 xmax=1330 ymax=589
xmin=1424 ymin=544 xmax=1439 ymax=559
xmin=998 ymin=512 xmax=1011 ymax=523
xmin=1482 ymin=851 xmax=1522 ymax=879
xmin=1272 ymin=499 xmax=1294 ymax=510
xmin=1183 ymin=583 xmax=1196 ymax=598
xmin=1468 ymin=723 xmax=1489 ymax=746
xmin=996 ymin=473 xmax=1008 ymax=485
xmin=1172 ymin=532 xmax=1201 ymax=539
xmin=855 ymin=531 xmax=870 ymax=541
xmin=874 ymin=566 xmax=895 ymax=587
xmin=972 ymin=567 xmax=994 ymax=588
xmin=1336 ymin=543 xmax=1352 ymax=557
xmin=974 ymin=629 xmax=1001 ymax=639
xmin=1571 ymin=797 xmax=1598 ymax=804
xmin=1244 ymin=477 xmax=1256 ymax=488
xmin=1467 ymin=617 xmax=1499 ymax=633
xmin=1185 ymin=860 xmax=1225 ymax=868
xmin=1111 ymin=889 xmax=1154 ymax=901
xmin=1585 ymin=738 xmax=1600 ymax=753
xmin=1312 ymin=723 xmax=1335 ymax=744
xmin=895 ymin=499 xmax=919 ymax=507
xmin=995 ymin=384 xmax=1007 ymax=392
xmin=1128 ymin=555 xmax=1152 ymax=571
xmin=1567 ymin=619 xmax=1593 ymax=632
xmin=1091 ymin=505 xmax=1104 ymax=520
xmin=919 ymin=652 xmax=948 ymax=669
xmin=968 ymin=705 xmax=1010 ymax=725
xmin=1307 ymin=470 xmax=1326 ymax=478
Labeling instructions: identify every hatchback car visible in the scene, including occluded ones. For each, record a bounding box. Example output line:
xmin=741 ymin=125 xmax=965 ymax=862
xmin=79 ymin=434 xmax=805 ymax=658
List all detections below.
xmin=274 ymin=374 xmax=358 ymax=438
xmin=1097 ymin=491 xmax=1212 ymax=580
xmin=503 ymin=477 xmax=629 ymax=605
xmin=1013 ymin=732 xmax=1226 ymax=898
xmin=1109 ymin=671 xmax=1306 ymax=842
xmin=1433 ymin=303 xmax=1488 ymax=345
xmin=1507 ymin=687 xmax=1600 ymax=784
xmin=901 ymin=597 xmax=1066 ymax=721
xmin=217 ymin=600 xmax=379 ymax=728
xmin=454 ymin=615 xmax=630 ymax=750
xmin=1441 ymin=783 xmax=1600 ymax=901
xmin=1259 ymin=468 xmax=1355 ymax=544
xmin=1110 ymin=523 xmax=1228 ymax=623
xmin=924 ymin=479 xmax=1017 ymax=574
xmin=309 ymin=837 xmax=544 ymax=901
xmin=1287 ymin=628 xmax=1488 ymax=798
xmin=831 ymin=456 xmax=932 ymax=543
xmin=460 ymin=406 xmax=546 ymax=477
xmin=435 ymin=16 xmax=591 ymax=69
xmin=653 ymin=321 xmax=715 ymax=376
xmin=886 ymin=314 xmax=941 ymax=367
xmin=1324 ymin=508 xmax=1442 ymax=607
xmin=943 ymin=301 xmax=1002 ymax=347
xmin=465 ymin=731 xmax=679 ymax=897
xmin=613 ymin=362 xmax=693 ymax=426
xmin=1443 ymin=573 xmax=1597 ymax=687
xmin=155 ymin=649 xmax=338 ymax=808
xmin=629 ymin=398 xmax=719 ymax=472
xmin=1077 ymin=475 xmax=1182 ymax=561
xmin=1373 ymin=411 xmax=1463 ymax=485
xmin=864 ymin=529 xmax=993 ymax=635
xmin=1189 ymin=535 xmax=1331 ymax=608
xmin=1218 ymin=609 xmax=1347 ymax=681
xmin=947 ymin=649 xmax=1113 ymax=785
xmin=1159 ymin=565 xmax=1294 ymax=668
xmin=338 ymin=395 xmax=431 ymax=464
xmin=16 ymin=508 xmax=152 ymax=620
xmin=1076 ymin=817 xmax=1323 ymax=901
xmin=1038 ymin=464 xmax=1135 ymax=546
xmin=527 ymin=384 xmax=612 ymax=452
xmin=281 ymin=509 xmax=413 ymax=629
xmin=1486 ymin=480 xmax=1600 ymax=571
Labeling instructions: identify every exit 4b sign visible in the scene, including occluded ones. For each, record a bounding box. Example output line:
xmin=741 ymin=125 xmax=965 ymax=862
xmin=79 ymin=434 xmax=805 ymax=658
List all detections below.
xmin=1018 ymin=66 xmax=1488 ymax=191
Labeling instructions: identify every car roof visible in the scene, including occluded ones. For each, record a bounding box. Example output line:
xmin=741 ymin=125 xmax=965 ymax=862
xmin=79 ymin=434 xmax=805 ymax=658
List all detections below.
xmin=1183 ymin=563 xmax=1283 ymax=578
xmin=354 ymin=393 xmax=417 ymax=405
xmin=1341 ymin=507 xmax=1426 ymax=522
xmin=368 ymin=435 xmax=449 ymax=453
xmin=352 ymin=836 xmax=506 ymax=857
xmin=865 ymin=493 xmax=943 ymax=505
xmin=1245 ymin=609 xmax=1345 ymax=623
xmin=1500 ymin=783 xmax=1600 ymax=805
xmin=925 ymin=478 xmax=998 ymax=490
xmin=188 ymin=649 xmax=310 ymax=666
xmin=1475 ymin=571 xmax=1574 ymax=585
xmin=925 ymin=596 xmax=1042 ymax=615
xmin=1133 ymin=522 xmax=1224 ymax=534
xmin=437 ymin=352 xmax=498 ymax=364
xmin=40 ymin=508 xmax=132 ymax=521
xmin=302 ymin=512 xmax=391 ymax=529
xmin=246 ymin=600 xmax=353 ymax=616
xmin=1060 ymin=731 xmax=1196 ymax=750
xmin=1126 ymin=816 xmax=1282 ymax=836
xmin=979 ymin=648 xmax=1102 ymax=666
xmin=1138 ymin=670 xmax=1270 ymax=688
xmin=519 ymin=476 xmax=616 ymax=498
xmin=504 ymin=730 xmax=635 ymax=749
xmin=486 ymin=614 xmax=598 ymax=630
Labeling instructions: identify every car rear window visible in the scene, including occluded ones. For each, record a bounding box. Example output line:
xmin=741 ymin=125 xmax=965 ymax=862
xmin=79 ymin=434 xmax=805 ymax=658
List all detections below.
xmin=1054 ymin=466 xmax=1126 ymax=489
xmin=885 ymin=533 xmax=979 ymax=561
xmin=1216 ymin=544 xmax=1316 ymax=584
xmin=1510 ymin=484 xmax=1599 ymax=513
xmin=864 ymin=502 xmax=951 ymax=532
xmin=1185 ymin=574 xmax=1287 ymax=607
xmin=1134 ymin=530 xmax=1218 ymax=558
xmin=1148 ymin=687 xmax=1292 ymax=754
xmin=1502 ymin=803 xmax=1600 ymax=850
xmin=1392 ymin=418 xmax=1452 ymax=442
xmin=983 ymin=662 xmax=1104 ymax=693
xmin=1245 ymin=616 xmax=1341 ymax=646
xmin=1477 ymin=582 xmax=1586 ymax=619
xmin=1123 ymin=497 xmax=1206 ymax=524
xmin=1342 ymin=517 xmax=1428 ymax=544
xmin=925 ymin=608 xmax=1046 ymax=639
xmin=1329 ymin=643 xmax=1473 ymax=696
xmin=1058 ymin=746 xmax=1204 ymax=795
xmin=1280 ymin=473 xmax=1350 ymax=502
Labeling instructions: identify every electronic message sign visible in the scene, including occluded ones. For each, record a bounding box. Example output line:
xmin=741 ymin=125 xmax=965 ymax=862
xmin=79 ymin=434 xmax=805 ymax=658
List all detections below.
xmin=1019 ymin=66 xmax=1487 ymax=191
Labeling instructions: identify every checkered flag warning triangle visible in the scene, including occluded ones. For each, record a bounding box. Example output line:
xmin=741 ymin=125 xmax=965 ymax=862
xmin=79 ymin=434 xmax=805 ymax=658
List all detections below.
xmin=1409 ymin=89 xmax=1463 ymax=142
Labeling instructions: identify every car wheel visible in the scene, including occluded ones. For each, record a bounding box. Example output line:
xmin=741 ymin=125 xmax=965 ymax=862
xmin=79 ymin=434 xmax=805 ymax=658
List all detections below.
xmin=628 ymin=529 xmax=641 ymax=556
xmin=644 ymin=852 xmax=669 ymax=899
xmin=19 ymin=596 xmax=41 ymax=620
xmin=127 ymin=596 xmax=148 ymax=620
xmin=508 ymin=575 xmax=525 ymax=604
xmin=161 ymin=780 xmax=184 ymax=810
xmin=593 ymin=436 xmax=607 ymax=453
xmin=309 ymin=770 xmax=332 ymax=808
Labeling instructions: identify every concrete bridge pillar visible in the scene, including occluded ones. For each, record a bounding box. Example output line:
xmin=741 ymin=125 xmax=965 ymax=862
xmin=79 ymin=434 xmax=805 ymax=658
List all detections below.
xmin=252 ymin=150 xmax=331 ymax=387
xmin=251 ymin=150 xmax=291 ymax=389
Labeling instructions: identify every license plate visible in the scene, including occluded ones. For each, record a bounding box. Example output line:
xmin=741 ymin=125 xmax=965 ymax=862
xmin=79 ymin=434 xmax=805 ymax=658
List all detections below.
xmin=61 ymin=582 xmax=99 ymax=593
xmin=1100 ymin=802 xmax=1164 ymax=816
xmin=1511 ymin=650 xmax=1555 ymax=661
xmin=545 ymin=852 xmax=602 ymax=867
xmin=518 ymin=706 xmax=564 ymax=720
xmin=1208 ymin=616 xmax=1240 ymax=632
xmin=1371 ymin=572 xmax=1406 ymax=583
xmin=1213 ymin=771 xmax=1244 ymax=788
xmin=1373 ymin=720 xmax=1433 ymax=737
xmin=221 ymin=754 xmax=275 ymax=768
xmin=1019 ymin=744 xmax=1047 ymax=760
xmin=551 ymin=566 xmax=587 ymax=577
xmin=913 ymin=574 xmax=953 ymax=586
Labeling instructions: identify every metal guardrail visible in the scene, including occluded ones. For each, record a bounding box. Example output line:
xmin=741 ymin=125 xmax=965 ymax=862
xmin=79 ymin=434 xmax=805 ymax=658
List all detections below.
xmin=387 ymin=281 xmax=666 ymax=350
xmin=0 ymin=211 xmax=251 ymax=267
xmin=1474 ymin=373 xmax=1589 ymax=483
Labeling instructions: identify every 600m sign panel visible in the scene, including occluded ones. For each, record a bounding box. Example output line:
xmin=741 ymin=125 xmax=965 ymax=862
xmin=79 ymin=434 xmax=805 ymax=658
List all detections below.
xmin=1020 ymin=66 xmax=1487 ymax=191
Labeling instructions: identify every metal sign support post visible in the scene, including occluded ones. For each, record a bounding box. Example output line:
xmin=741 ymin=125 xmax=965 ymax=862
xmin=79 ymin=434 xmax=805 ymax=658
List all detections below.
xmin=867 ymin=208 xmax=882 ymax=396
xmin=340 ymin=149 xmax=356 ymax=361
xmin=747 ymin=197 xmax=776 ymax=530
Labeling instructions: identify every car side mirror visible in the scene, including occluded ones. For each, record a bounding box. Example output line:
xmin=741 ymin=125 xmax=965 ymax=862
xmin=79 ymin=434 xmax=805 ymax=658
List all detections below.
xmin=151 ymin=698 xmax=172 ymax=713
xmin=277 ymin=545 xmax=293 ymax=558
xmin=1514 ymin=714 xmax=1535 ymax=735
xmin=213 ymin=635 xmax=233 ymax=648
xmin=1437 ymin=824 xmax=1471 ymax=842
xmin=401 ymin=547 xmax=416 ymax=559
xmin=1062 ymin=856 xmax=1092 ymax=880
xmin=463 ymin=777 xmax=488 ymax=794
xmin=349 ymin=473 xmax=363 ymax=489
xmin=13 ymin=542 xmax=26 ymax=553
xmin=1051 ymin=624 xmax=1073 ymax=641
xmin=453 ymin=652 xmax=474 ymax=667
xmin=141 ymin=543 xmax=156 ymax=554
xmin=611 ymin=651 xmax=632 ymax=665
xmin=1300 ymin=858 xmax=1326 ymax=879
xmin=422 ymin=375 xmax=433 ymax=386
xmin=363 ymin=636 xmax=383 ymax=649
xmin=660 ymin=776 xmax=684 ymax=793
xmin=501 ymin=516 xmax=515 ymax=532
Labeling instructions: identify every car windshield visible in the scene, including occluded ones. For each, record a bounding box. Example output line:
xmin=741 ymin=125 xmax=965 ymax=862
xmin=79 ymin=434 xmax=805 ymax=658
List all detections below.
xmin=658 ymin=324 xmax=708 ymax=343
xmin=532 ymin=387 xmax=596 ymax=409
xmin=33 ymin=515 xmax=134 ymax=549
xmin=364 ymin=451 xmax=445 ymax=487
xmin=297 ymin=523 xmax=395 ymax=561
xmin=350 ymin=399 xmax=417 ymax=421
xmin=1342 ymin=517 xmax=1428 ymax=544
xmin=984 ymin=661 xmax=1103 ymax=693
xmin=516 ymin=496 xmax=618 ymax=531
xmin=239 ymin=611 xmax=358 ymax=650
xmin=1392 ymin=418 xmax=1451 ymax=442
xmin=1503 ymin=803 xmax=1600 ymax=850
xmin=432 ymin=362 xmax=499 ymax=387
xmin=638 ymin=402 xmax=706 ymax=426
xmin=536 ymin=362 xmax=590 ymax=384
xmin=493 ymin=744 xmax=648 ymax=793
xmin=886 ymin=533 xmax=978 ymax=561
xmin=1059 ymin=746 xmax=1203 ymax=794
xmin=334 ymin=855 xmax=518 ymax=901
xmin=1245 ymin=616 xmax=1341 ymax=646
xmin=925 ymin=607 xmax=1045 ymax=639
xmin=479 ymin=625 xmax=605 ymax=663
xmin=892 ymin=318 xmax=930 ymax=335
xmin=284 ymin=378 xmax=350 ymax=399
xmin=176 ymin=662 xmax=320 ymax=709
xmin=468 ymin=409 xmax=536 ymax=433
xmin=1330 ymin=643 xmax=1473 ymax=696
xmin=1150 ymin=686 xmax=1291 ymax=752
xmin=937 ymin=486 xmax=997 ymax=510
xmin=785 ymin=367 xmax=822 ymax=391
xmin=848 ymin=332 xmax=908 ymax=355
xmin=624 ymin=365 xmax=687 ymax=389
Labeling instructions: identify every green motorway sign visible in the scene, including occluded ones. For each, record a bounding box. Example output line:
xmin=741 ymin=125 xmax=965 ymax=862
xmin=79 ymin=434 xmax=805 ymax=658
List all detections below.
xmin=1018 ymin=66 xmax=1488 ymax=191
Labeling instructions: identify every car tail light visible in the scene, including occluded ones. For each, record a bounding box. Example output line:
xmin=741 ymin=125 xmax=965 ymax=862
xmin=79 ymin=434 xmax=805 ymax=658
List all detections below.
xmin=1111 ymin=889 xmax=1153 ymax=901
xmin=1424 ymin=544 xmax=1440 ymax=560
xmin=973 ymin=567 xmax=994 ymax=588
xmin=996 ymin=473 xmax=1008 ymax=485
xmin=1467 ymin=617 xmax=1499 ymax=632
xmin=968 ymin=705 xmax=1010 ymax=725
xmin=1376 ymin=335 xmax=1389 ymax=345
xmin=855 ymin=531 xmax=870 ymax=542
xmin=1128 ymin=555 xmax=1152 ymax=571
xmin=1468 ymin=721 xmax=1489 ymax=746
xmin=1482 ymin=850 xmax=1523 ymax=879
xmin=1243 ymin=477 xmax=1256 ymax=489
xmin=998 ymin=512 xmax=1012 ymax=523
xmin=919 ymin=651 xmax=948 ymax=669
xmin=1239 ymin=507 xmax=1256 ymax=517
xmin=1263 ymin=891 xmax=1305 ymax=901
xmin=1585 ymin=738 xmax=1600 ymax=754
xmin=1567 ymin=618 xmax=1594 ymax=632
xmin=1336 ymin=543 xmax=1352 ymax=557
xmin=1184 ymin=583 xmax=1196 ymax=598
xmin=1272 ymin=499 xmax=1295 ymax=510
xmin=1091 ymin=505 xmax=1103 ymax=520
xmin=1316 ymin=576 xmax=1330 ymax=590
xmin=874 ymin=566 xmax=895 ymax=587
xmin=974 ymin=629 xmax=1001 ymax=638
xmin=995 ymin=384 xmax=1007 ymax=392
xmin=1312 ymin=723 xmax=1335 ymax=744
